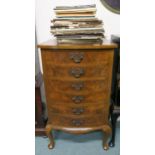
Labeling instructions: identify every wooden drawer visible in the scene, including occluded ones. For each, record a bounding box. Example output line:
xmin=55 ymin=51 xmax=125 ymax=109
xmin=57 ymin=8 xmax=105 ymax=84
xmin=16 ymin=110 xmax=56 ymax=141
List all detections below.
xmin=48 ymin=114 xmax=109 ymax=127
xmin=47 ymin=99 xmax=108 ymax=107
xmin=48 ymin=104 xmax=108 ymax=116
xmin=43 ymin=64 xmax=109 ymax=78
xmin=45 ymin=79 xmax=109 ymax=94
xmin=48 ymin=99 xmax=109 ymax=107
xmin=47 ymin=91 xmax=108 ymax=104
xmin=41 ymin=49 xmax=112 ymax=65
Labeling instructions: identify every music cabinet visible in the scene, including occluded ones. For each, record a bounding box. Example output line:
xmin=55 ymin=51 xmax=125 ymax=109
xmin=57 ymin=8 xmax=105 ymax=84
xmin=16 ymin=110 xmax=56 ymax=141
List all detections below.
xmin=38 ymin=40 xmax=117 ymax=150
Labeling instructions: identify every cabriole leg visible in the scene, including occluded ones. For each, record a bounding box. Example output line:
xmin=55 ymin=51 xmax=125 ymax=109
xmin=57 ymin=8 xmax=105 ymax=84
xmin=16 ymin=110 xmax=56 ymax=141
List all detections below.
xmin=102 ymin=125 xmax=112 ymax=150
xmin=45 ymin=124 xmax=55 ymax=149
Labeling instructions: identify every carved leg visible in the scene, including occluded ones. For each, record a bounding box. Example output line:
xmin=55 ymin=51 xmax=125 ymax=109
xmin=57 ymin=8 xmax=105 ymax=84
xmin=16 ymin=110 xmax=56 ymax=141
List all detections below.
xmin=45 ymin=124 xmax=55 ymax=149
xmin=102 ymin=125 xmax=112 ymax=150
xmin=109 ymin=113 xmax=119 ymax=147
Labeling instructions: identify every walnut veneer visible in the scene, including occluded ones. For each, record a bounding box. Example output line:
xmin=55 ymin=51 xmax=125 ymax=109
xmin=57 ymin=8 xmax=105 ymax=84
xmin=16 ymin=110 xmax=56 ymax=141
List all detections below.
xmin=38 ymin=40 xmax=117 ymax=150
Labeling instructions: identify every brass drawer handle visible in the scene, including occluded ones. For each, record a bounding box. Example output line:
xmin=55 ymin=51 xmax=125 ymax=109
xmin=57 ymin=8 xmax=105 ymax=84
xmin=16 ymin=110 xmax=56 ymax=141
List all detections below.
xmin=69 ymin=52 xmax=84 ymax=63
xmin=71 ymin=119 xmax=84 ymax=126
xmin=72 ymin=96 xmax=84 ymax=103
xmin=72 ymin=108 xmax=84 ymax=115
xmin=71 ymin=82 xmax=84 ymax=90
xmin=69 ymin=68 xmax=85 ymax=78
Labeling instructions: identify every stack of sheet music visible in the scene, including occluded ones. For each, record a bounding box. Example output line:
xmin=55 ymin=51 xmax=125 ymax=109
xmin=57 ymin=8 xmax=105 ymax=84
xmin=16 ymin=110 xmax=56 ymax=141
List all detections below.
xmin=50 ymin=4 xmax=104 ymax=44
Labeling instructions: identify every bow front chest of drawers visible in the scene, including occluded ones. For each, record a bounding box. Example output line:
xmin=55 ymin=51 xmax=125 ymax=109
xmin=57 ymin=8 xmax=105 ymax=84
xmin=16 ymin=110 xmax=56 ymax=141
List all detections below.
xmin=38 ymin=40 xmax=117 ymax=150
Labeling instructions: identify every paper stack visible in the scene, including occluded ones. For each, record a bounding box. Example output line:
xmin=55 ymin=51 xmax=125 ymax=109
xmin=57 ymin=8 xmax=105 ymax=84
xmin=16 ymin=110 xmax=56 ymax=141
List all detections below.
xmin=50 ymin=4 xmax=105 ymax=44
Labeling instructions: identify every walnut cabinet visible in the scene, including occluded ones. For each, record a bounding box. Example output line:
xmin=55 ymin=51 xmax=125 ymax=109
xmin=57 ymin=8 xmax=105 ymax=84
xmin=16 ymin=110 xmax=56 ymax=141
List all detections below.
xmin=38 ymin=40 xmax=117 ymax=150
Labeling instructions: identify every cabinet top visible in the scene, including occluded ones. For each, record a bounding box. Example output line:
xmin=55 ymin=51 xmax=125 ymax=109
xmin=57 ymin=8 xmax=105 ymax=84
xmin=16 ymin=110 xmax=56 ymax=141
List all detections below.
xmin=38 ymin=39 xmax=117 ymax=50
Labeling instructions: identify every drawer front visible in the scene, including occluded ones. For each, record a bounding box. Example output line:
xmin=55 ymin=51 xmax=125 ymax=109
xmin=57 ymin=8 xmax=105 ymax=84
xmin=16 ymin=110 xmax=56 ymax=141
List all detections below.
xmin=45 ymin=79 xmax=109 ymax=94
xmin=47 ymin=91 xmax=108 ymax=104
xmin=49 ymin=104 xmax=108 ymax=116
xmin=41 ymin=50 xmax=111 ymax=65
xmin=43 ymin=64 xmax=109 ymax=79
xmin=48 ymin=114 xmax=109 ymax=127
xmin=46 ymin=99 xmax=108 ymax=106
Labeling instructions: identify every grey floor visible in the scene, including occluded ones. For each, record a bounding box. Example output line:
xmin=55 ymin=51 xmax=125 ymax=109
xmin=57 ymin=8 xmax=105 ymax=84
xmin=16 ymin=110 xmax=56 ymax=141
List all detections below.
xmin=35 ymin=123 xmax=120 ymax=155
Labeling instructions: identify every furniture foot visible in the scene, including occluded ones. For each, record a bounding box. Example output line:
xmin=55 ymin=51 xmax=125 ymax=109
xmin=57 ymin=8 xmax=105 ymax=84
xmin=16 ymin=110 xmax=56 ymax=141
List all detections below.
xmin=102 ymin=125 xmax=112 ymax=150
xmin=45 ymin=124 xmax=55 ymax=149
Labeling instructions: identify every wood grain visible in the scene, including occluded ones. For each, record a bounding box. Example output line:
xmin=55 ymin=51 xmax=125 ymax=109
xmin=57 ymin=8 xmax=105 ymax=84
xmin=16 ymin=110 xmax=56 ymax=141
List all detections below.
xmin=44 ymin=79 xmax=108 ymax=94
